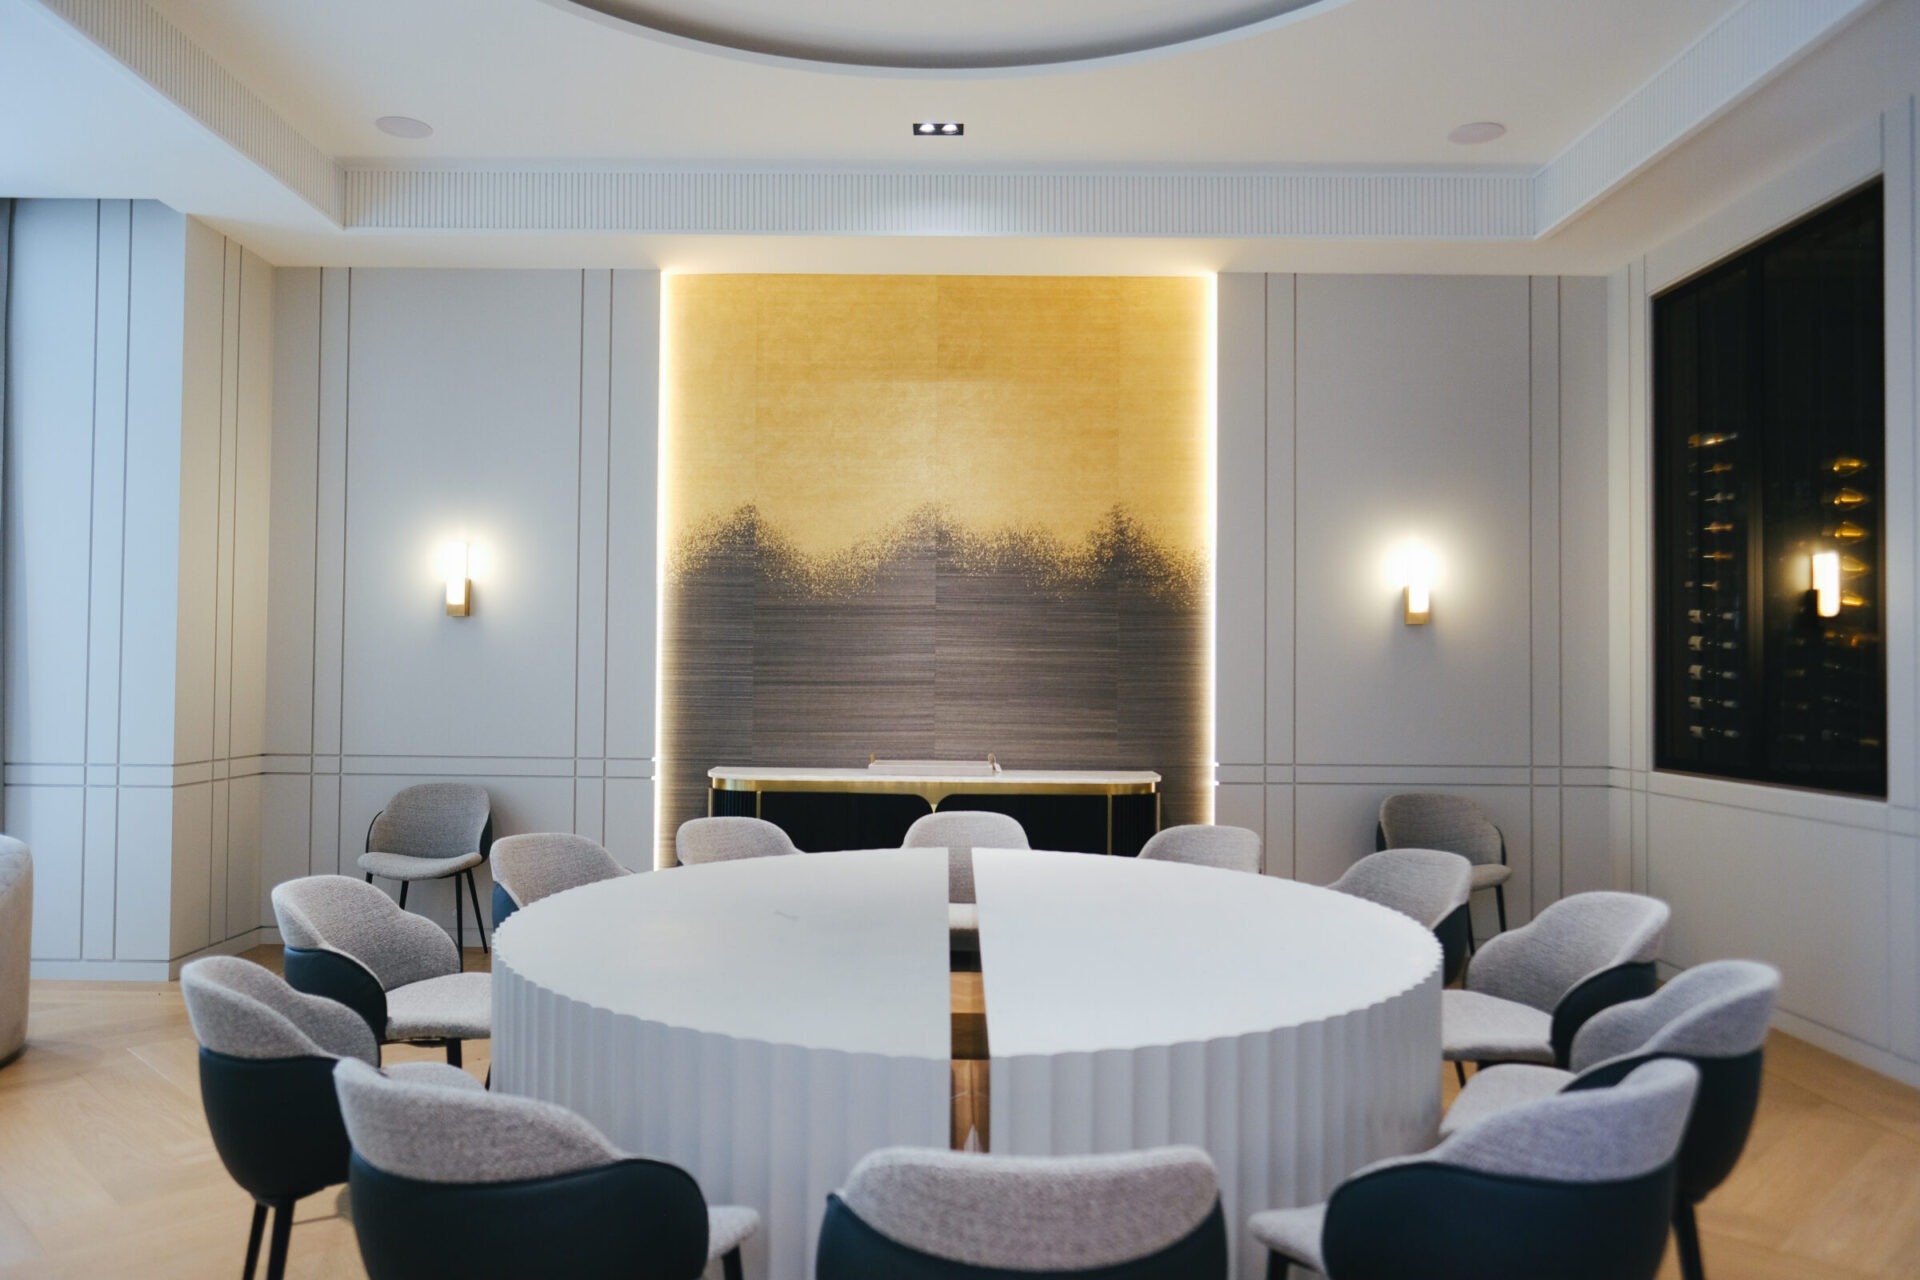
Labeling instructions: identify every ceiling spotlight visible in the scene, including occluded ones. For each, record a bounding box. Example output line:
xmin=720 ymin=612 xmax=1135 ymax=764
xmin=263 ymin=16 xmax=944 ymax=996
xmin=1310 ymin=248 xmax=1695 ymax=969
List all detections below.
xmin=376 ymin=115 xmax=434 ymax=139
xmin=1447 ymin=121 xmax=1506 ymax=146
xmin=917 ymin=123 xmax=935 ymax=134
xmin=912 ymin=122 xmax=964 ymax=137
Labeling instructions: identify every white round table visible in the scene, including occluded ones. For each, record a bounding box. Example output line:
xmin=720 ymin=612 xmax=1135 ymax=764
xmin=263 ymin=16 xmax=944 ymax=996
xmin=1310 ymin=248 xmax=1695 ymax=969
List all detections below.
xmin=491 ymin=848 xmax=1441 ymax=1280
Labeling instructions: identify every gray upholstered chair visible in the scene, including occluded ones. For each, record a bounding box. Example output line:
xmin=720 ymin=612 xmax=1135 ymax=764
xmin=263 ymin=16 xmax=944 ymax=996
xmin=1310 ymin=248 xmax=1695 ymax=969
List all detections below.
xmin=904 ymin=811 xmax=1031 ymax=953
xmin=902 ymin=809 xmax=1031 ymax=851
xmin=333 ymin=1056 xmax=758 ymax=1279
xmin=816 ymin=1146 xmax=1227 ymax=1278
xmin=181 ymin=956 xmax=470 ymax=1280
xmin=1442 ymin=960 xmax=1781 ymax=1280
xmin=1329 ymin=848 xmax=1473 ymax=983
xmin=489 ymin=832 xmax=628 ymax=928
xmin=1444 ymin=891 xmax=1670 ymax=1079
xmin=0 ymin=837 xmax=30 ymax=1067
xmin=272 ymin=875 xmax=490 ymax=1067
xmin=1377 ymin=793 xmax=1509 ymax=944
xmin=1251 ymin=1058 xmax=1699 ymax=1280
xmin=357 ymin=783 xmax=493 ymax=958
xmin=1137 ymin=824 xmax=1262 ymax=874
xmin=675 ymin=815 xmax=803 ymax=865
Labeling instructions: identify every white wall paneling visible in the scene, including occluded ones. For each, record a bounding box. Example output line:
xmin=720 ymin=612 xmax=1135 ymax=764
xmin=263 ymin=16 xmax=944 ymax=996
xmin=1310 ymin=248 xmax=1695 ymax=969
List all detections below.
xmin=1606 ymin=95 xmax=1920 ymax=1083
xmin=261 ymin=268 xmax=664 ymax=939
xmin=5 ymin=200 xmax=272 ymax=977
xmin=1214 ymin=272 xmax=1610 ymax=939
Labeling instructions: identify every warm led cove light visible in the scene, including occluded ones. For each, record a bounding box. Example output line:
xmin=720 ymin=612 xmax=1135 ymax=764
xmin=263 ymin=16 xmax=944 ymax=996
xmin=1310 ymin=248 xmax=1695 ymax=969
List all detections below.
xmin=912 ymin=121 xmax=964 ymax=137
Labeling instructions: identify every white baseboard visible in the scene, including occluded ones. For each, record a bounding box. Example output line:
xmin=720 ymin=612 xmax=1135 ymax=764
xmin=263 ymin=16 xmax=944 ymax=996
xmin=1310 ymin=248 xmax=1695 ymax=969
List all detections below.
xmin=1770 ymin=1007 xmax=1920 ymax=1090
xmin=30 ymin=958 xmax=172 ymax=981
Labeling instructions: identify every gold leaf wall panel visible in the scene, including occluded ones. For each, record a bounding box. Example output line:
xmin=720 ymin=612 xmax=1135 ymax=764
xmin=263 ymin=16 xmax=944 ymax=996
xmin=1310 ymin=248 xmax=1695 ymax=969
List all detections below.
xmin=660 ymin=274 xmax=1211 ymax=861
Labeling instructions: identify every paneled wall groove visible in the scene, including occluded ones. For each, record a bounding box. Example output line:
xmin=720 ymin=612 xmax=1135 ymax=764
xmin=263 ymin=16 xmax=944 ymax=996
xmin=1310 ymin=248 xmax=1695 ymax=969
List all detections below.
xmin=1215 ymin=271 xmax=1612 ymax=936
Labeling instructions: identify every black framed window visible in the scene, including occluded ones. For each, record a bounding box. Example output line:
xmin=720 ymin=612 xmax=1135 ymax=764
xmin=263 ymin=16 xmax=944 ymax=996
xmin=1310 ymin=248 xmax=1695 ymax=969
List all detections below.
xmin=1653 ymin=181 xmax=1885 ymax=797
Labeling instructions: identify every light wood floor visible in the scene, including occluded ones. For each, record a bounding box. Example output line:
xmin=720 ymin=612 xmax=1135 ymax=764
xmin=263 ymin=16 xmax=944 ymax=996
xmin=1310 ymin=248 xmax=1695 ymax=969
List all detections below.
xmin=2 ymin=952 xmax=1917 ymax=1278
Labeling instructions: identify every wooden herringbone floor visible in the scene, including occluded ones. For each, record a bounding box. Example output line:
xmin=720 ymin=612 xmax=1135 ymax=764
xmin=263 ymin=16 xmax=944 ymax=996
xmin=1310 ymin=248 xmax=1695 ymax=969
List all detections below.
xmin=0 ymin=951 xmax=1916 ymax=1277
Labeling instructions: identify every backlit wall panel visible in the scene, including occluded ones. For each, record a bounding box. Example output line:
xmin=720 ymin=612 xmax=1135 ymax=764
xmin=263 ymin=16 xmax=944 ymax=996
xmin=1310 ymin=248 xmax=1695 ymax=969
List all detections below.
xmin=660 ymin=274 xmax=1211 ymax=862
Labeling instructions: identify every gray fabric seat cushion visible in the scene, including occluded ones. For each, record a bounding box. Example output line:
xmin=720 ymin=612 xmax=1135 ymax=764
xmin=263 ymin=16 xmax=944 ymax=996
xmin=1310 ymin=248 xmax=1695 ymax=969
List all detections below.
xmin=1247 ymin=1203 xmax=1326 ymax=1273
xmin=840 ymin=1145 xmax=1217 ymax=1271
xmin=901 ymin=811 xmax=1031 ymax=852
xmin=385 ymin=972 xmax=492 ymax=1042
xmin=1442 ymin=989 xmax=1555 ymax=1063
xmin=708 ymin=1205 xmax=761 ymax=1260
xmin=1470 ymin=861 xmax=1513 ymax=889
xmin=1440 ymin=1063 xmax=1572 ymax=1137
xmin=357 ymin=850 xmax=483 ymax=881
xmin=676 ymin=817 xmax=801 ymax=865
xmin=385 ymin=1060 xmax=487 ymax=1091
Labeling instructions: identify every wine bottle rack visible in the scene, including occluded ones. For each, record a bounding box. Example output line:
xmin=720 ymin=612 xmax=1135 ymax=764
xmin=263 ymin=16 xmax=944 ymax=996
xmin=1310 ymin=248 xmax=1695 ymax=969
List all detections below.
xmin=1653 ymin=181 xmax=1885 ymax=797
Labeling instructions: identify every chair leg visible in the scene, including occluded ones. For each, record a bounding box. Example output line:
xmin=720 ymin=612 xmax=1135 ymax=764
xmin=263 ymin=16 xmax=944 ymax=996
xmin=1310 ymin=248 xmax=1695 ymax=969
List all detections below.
xmin=447 ymin=1038 xmax=463 ymax=1068
xmin=723 ymin=1247 xmax=744 ymax=1280
xmin=454 ymin=873 xmax=466 ymax=961
xmin=1266 ymin=1254 xmax=1290 ymax=1280
xmin=1454 ymin=1060 xmax=1467 ymax=1086
xmin=1494 ymin=883 xmax=1508 ymax=934
xmin=1674 ymin=1200 xmax=1706 ymax=1280
xmin=263 ymin=1200 xmax=294 ymax=1280
xmin=464 ymin=869 xmax=489 ymax=953
xmin=398 ymin=881 xmax=409 ymax=909
xmin=242 ymin=1201 xmax=267 ymax=1280
xmin=363 ymin=873 xmax=373 ymax=884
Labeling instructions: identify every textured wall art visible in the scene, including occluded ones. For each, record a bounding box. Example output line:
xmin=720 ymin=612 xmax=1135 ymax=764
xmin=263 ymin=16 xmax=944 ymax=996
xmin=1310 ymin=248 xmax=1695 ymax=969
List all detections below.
xmin=659 ymin=275 xmax=1211 ymax=861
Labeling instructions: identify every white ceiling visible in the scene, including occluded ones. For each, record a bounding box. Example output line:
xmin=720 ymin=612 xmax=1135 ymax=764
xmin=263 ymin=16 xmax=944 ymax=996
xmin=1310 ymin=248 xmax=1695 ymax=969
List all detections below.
xmin=0 ymin=0 xmax=1909 ymax=272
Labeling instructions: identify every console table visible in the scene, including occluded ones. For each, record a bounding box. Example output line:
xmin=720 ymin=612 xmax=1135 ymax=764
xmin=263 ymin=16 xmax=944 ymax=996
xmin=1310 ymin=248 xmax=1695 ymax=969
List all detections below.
xmin=706 ymin=766 xmax=1161 ymax=856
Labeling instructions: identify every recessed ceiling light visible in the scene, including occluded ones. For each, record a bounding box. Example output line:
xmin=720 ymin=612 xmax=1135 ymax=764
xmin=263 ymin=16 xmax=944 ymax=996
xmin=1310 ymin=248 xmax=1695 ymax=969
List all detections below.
xmin=376 ymin=115 xmax=434 ymax=140
xmin=1448 ymin=121 xmax=1506 ymax=146
xmin=912 ymin=122 xmax=964 ymax=137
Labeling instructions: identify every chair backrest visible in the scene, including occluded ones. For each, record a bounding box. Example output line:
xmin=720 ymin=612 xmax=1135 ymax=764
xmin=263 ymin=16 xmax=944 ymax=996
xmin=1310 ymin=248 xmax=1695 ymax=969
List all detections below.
xmin=1467 ymin=891 xmax=1670 ymax=1013
xmin=1571 ymin=959 xmax=1781 ymax=1072
xmin=825 ymin=1145 xmax=1223 ymax=1276
xmin=901 ymin=810 xmax=1030 ymax=852
xmin=367 ymin=783 xmax=491 ymax=860
xmin=1431 ymin=1057 xmax=1698 ymax=1183
xmin=491 ymin=833 xmax=627 ymax=909
xmin=1136 ymin=825 xmax=1261 ymax=874
xmin=272 ymin=875 xmax=458 ymax=991
xmin=334 ymin=1056 xmax=623 ymax=1184
xmin=0 ymin=837 xmax=31 ymax=1063
xmin=675 ymin=816 xmax=802 ymax=865
xmin=1328 ymin=848 xmax=1472 ymax=929
xmin=182 ymin=956 xmax=378 ymax=1065
xmin=1378 ymin=793 xmax=1503 ymax=865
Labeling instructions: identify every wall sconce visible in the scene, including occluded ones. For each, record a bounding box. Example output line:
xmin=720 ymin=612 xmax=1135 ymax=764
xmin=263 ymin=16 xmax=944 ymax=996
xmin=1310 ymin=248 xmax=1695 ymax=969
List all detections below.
xmin=1402 ymin=544 xmax=1434 ymax=625
xmin=1811 ymin=549 xmax=1840 ymax=618
xmin=444 ymin=541 xmax=471 ymax=617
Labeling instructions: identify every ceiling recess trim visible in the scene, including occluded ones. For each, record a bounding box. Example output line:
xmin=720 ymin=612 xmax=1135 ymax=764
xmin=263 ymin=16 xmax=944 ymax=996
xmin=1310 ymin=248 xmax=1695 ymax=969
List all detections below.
xmin=343 ymin=168 xmax=1535 ymax=239
xmin=25 ymin=0 xmax=1884 ymax=245
xmin=1535 ymin=0 xmax=1878 ymax=234
xmin=35 ymin=0 xmax=342 ymax=223
xmin=542 ymin=0 xmax=1344 ymax=75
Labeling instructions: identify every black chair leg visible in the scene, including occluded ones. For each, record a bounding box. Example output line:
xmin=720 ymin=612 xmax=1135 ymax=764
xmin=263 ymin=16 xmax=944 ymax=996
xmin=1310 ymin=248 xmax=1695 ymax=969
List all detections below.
xmin=1454 ymin=1060 xmax=1468 ymax=1086
xmin=447 ymin=1038 xmax=463 ymax=1068
xmin=263 ymin=1200 xmax=294 ymax=1280
xmin=363 ymin=873 xmax=373 ymax=884
xmin=723 ymin=1247 xmax=745 ymax=1280
xmin=398 ymin=881 xmax=409 ymax=909
xmin=464 ymin=870 xmax=490 ymax=953
xmin=1266 ymin=1254 xmax=1290 ymax=1280
xmin=242 ymin=1201 xmax=267 ymax=1280
xmin=1674 ymin=1200 xmax=1707 ymax=1280
xmin=454 ymin=873 xmax=466 ymax=962
xmin=1495 ymin=883 xmax=1508 ymax=934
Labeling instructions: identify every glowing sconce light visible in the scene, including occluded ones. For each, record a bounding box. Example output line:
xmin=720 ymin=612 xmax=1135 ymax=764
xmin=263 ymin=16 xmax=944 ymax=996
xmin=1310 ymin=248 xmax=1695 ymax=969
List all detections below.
xmin=1811 ymin=549 xmax=1841 ymax=618
xmin=1402 ymin=543 xmax=1434 ymax=625
xmin=444 ymin=541 xmax=471 ymax=617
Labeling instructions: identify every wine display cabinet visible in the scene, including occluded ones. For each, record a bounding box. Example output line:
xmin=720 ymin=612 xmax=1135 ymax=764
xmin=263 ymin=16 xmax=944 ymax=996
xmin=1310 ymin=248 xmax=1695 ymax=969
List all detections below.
xmin=1653 ymin=181 xmax=1886 ymax=797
